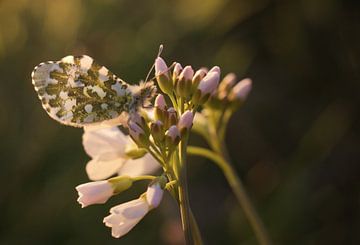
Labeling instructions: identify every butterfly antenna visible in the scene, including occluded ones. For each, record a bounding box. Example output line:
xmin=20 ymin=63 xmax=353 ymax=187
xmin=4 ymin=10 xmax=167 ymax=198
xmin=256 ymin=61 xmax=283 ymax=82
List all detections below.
xmin=144 ymin=44 xmax=164 ymax=83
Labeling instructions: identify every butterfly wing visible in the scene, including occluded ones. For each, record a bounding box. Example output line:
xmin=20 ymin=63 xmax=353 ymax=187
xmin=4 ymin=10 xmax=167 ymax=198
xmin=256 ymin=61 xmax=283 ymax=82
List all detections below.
xmin=32 ymin=55 xmax=134 ymax=127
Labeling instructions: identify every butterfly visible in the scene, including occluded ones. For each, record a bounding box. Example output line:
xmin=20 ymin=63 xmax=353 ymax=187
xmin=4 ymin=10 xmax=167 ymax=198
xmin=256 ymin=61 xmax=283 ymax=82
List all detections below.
xmin=31 ymin=55 xmax=157 ymax=127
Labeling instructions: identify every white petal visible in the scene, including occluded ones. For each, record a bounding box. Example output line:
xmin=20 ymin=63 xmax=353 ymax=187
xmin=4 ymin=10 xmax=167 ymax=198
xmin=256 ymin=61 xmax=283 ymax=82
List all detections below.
xmin=76 ymin=181 xmax=113 ymax=207
xmin=86 ymin=158 xmax=124 ymax=181
xmin=104 ymin=198 xmax=149 ymax=238
xmin=118 ymin=153 xmax=160 ymax=177
xmin=83 ymin=126 xmax=129 ymax=159
xmin=146 ymin=183 xmax=164 ymax=208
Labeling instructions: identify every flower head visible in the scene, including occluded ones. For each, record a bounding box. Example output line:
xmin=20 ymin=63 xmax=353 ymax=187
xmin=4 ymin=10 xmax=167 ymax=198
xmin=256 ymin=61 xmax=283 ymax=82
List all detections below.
xmin=76 ymin=181 xmax=114 ymax=208
xmin=103 ymin=182 xmax=164 ymax=238
xmin=83 ymin=126 xmax=159 ymax=181
xmin=103 ymin=198 xmax=149 ymax=238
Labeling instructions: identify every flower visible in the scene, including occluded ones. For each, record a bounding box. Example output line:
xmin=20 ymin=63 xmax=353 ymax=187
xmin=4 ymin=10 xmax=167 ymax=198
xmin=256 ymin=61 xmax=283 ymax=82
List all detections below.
xmin=103 ymin=183 xmax=164 ymax=238
xmin=83 ymin=126 xmax=159 ymax=181
xmin=76 ymin=181 xmax=114 ymax=208
xmin=103 ymin=198 xmax=149 ymax=238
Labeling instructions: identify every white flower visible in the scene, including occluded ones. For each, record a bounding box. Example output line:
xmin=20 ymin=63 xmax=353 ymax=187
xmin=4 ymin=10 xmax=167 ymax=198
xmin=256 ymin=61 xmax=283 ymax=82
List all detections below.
xmin=103 ymin=184 xmax=164 ymax=238
xmin=103 ymin=198 xmax=149 ymax=238
xmin=83 ymin=126 xmax=159 ymax=181
xmin=76 ymin=181 xmax=113 ymax=208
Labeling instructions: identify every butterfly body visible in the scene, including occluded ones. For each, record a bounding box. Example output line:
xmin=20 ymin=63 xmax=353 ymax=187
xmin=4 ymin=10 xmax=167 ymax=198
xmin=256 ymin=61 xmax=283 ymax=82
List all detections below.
xmin=32 ymin=55 xmax=156 ymax=127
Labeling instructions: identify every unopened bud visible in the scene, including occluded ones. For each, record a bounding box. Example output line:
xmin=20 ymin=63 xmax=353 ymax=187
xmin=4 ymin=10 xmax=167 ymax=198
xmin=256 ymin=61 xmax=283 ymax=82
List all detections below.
xmin=150 ymin=120 xmax=165 ymax=143
xmin=173 ymin=63 xmax=183 ymax=81
xmin=146 ymin=182 xmax=164 ymax=208
xmin=218 ymin=73 xmax=236 ymax=100
xmin=155 ymin=94 xmax=167 ymax=110
xmin=229 ymin=78 xmax=252 ymax=101
xmin=208 ymin=66 xmax=220 ymax=74
xmin=128 ymin=122 xmax=148 ymax=147
xmin=192 ymin=68 xmax=207 ymax=94
xmin=165 ymin=125 xmax=181 ymax=147
xmin=178 ymin=111 xmax=194 ymax=135
xmin=130 ymin=113 xmax=149 ymax=134
xmin=176 ymin=65 xmax=194 ymax=98
xmin=108 ymin=175 xmax=133 ymax=194
xmin=166 ymin=107 xmax=178 ymax=127
xmin=193 ymin=67 xmax=220 ymax=104
xmin=154 ymin=94 xmax=167 ymax=122
xmin=155 ymin=57 xmax=172 ymax=94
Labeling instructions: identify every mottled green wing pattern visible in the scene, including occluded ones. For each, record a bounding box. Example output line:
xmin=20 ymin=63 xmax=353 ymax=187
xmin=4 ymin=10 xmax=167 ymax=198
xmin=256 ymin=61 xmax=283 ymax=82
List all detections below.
xmin=32 ymin=55 xmax=135 ymax=127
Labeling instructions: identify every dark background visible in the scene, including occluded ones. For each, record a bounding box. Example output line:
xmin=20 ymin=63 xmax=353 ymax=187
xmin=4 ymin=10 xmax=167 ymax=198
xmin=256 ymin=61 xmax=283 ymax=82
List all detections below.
xmin=0 ymin=0 xmax=359 ymax=244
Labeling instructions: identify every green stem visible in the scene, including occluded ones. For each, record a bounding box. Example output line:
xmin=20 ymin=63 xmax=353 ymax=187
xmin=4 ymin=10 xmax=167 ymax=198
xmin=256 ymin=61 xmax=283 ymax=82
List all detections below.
xmin=187 ymin=146 xmax=272 ymax=245
xmin=131 ymin=175 xmax=156 ymax=181
xmin=189 ymin=208 xmax=203 ymax=245
xmin=178 ymin=136 xmax=193 ymax=244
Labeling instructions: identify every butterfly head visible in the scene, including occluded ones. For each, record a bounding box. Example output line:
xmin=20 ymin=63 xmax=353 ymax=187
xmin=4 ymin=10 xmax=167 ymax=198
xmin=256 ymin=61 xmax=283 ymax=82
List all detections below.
xmin=130 ymin=81 xmax=157 ymax=110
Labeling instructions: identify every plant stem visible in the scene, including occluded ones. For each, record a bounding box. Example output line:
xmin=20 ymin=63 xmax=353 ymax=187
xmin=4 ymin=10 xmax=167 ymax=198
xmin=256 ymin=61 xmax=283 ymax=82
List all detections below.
xmin=189 ymin=208 xmax=203 ymax=245
xmin=187 ymin=146 xmax=272 ymax=245
xmin=131 ymin=175 xmax=156 ymax=181
xmin=177 ymin=137 xmax=194 ymax=244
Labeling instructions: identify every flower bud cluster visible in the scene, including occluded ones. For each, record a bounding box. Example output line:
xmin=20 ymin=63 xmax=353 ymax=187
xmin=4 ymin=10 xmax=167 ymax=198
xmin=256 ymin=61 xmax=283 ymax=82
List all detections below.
xmin=155 ymin=57 xmax=221 ymax=105
xmin=128 ymin=94 xmax=194 ymax=151
xmin=206 ymin=73 xmax=252 ymax=109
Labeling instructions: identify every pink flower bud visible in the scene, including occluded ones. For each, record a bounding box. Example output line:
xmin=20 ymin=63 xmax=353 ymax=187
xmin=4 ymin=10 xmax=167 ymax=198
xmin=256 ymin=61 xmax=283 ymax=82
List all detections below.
xmin=150 ymin=120 xmax=164 ymax=142
xmin=208 ymin=66 xmax=220 ymax=74
xmin=173 ymin=63 xmax=183 ymax=78
xmin=155 ymin=57 xmax=169 ymax=78
xmin=219 ymin=73 xmax=236 ymax=91
xmin=229 ymin=78 xmax=252 ymax=101
xmin=166 ymin=107 xmax=178 ymax=126
xmin=178 ymin=111 xmax=194 ymax=131
xmin=176 ymin=66 xmax=194 ymax=98
xmin=178 ymin=66 xmax=194 ymax=81
xmin=128 ymin=121 xmax=145 ymax=142
xmin=155 ymin=57 xmax=172 ymax=94
xmin=155 ymin=94 xmax=167 ymax=110
xmin=198 ymin=70 xmax=220 ymax=95
xmin=193 ymin=69 xmax=207 ymax=83
xmin=146 ymin=183 xmax=164 ymax=208
xmin=218 ymin=73 xmax=237 ymax=100
xmin=165 ymin=125 xmax=180 ymax=146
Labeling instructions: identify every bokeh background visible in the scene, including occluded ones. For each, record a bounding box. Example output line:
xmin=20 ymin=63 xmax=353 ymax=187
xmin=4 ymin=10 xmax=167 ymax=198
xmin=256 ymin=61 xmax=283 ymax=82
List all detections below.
xmin=0 ymin=0 xmax=359 ymax=244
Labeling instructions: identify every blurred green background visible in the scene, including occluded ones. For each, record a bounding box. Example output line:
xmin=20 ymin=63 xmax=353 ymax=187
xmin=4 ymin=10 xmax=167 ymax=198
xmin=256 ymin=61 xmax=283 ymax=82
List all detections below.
xmin=0 ymin=0 xmax=359 ymax=244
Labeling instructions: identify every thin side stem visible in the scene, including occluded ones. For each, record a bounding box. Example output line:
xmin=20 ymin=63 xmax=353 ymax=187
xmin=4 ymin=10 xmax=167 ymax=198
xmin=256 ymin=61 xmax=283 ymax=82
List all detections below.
xmin=131 ymin=175 xmax=156 ymax=181
xmin=187 ymin=146 xmax=272 ymax=245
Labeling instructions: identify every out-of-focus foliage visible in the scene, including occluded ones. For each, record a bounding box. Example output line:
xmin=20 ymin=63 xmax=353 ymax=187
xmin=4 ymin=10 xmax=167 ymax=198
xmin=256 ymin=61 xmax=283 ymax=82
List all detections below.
xmin=0 ymin=0 xmax=359 ymax=244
